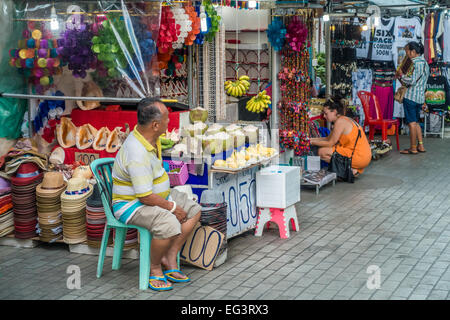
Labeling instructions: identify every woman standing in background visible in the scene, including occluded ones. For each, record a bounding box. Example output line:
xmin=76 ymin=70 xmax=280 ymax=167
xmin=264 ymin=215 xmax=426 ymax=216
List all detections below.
xmin=396 ymin=41 xmax=429 ymax=154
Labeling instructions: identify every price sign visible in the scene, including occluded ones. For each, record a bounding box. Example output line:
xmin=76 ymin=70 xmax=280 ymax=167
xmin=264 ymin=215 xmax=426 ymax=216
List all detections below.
xmin=237 ymin=167 xmax=257 ymax=232
xmin=210 ymin=167 xmax=258 ymax=238
xmin=180 ymin=222 xmax=224 ymax=271
xmin=74 ymin=152 xmax=99 ymax=165
xmin=212 ymin=172 xmax=240 ymax=237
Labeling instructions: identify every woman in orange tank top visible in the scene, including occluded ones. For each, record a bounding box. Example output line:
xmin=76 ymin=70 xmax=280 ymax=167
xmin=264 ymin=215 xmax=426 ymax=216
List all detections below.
xmin=310 ymin=97 xmax=372 ymax=175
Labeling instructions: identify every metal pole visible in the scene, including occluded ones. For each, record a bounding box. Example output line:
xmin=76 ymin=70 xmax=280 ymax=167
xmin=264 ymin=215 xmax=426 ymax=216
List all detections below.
xmin=325 ymin=19 xmax=331 ymax=100
xmin=187 ymin=45 xmax=193 ymax=108
xmin=270 ymin=9 xmax=279 ymax=151
xmin=0 ymin=93 xmax=178 ymax=104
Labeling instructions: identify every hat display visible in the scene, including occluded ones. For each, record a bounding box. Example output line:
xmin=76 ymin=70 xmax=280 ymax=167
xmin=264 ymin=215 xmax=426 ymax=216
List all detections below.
xmin=36 ymin=172 xmax=66 ymax=242
xmin=4 ymin=155 xmax=47 ymax=175
xmin=6 ymin=138 xmax=47 ymax=160
xmin=0 ymin=177 xmax=11 ymax=195
xmin=61 ymin=177 xmax=93 ymax=244
xmin=76 ymin=81 xmax=103 ymax=111
xmin=76 ymin=124 xmax=98 ymax=150
xmin=10 ymin=162 xmax=44 ymax=186
xmin=85 ymin=183 xmax=111 ymax=248
xmin=56 ymin=117 xmax=77 ymax=149
xmin=11 ymin=163 xmax=43 ymax=239
xmin=0 ymin=177 xmax=14 ymax=237
xmin=92 ymin=127 xmax=110 ymax=151
xmin=72 ymin=166 xmax=93 ymax=180
xmin=49 ymin=147 xmax=65 ymax=165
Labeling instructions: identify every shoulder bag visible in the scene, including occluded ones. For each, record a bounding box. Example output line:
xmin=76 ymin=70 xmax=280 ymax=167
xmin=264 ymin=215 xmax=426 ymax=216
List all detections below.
xmin=328 ymin=119 xmax=361 ymax=183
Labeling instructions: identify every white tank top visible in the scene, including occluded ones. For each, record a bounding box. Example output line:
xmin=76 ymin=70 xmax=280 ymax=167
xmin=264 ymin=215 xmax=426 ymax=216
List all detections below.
xmin=371 ymin=18 xmax=395 ymax=62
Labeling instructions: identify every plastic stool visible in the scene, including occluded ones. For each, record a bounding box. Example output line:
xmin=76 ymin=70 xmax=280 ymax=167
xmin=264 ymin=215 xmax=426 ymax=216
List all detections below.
xmin=254 ymin=205 xmax=299 ymax=239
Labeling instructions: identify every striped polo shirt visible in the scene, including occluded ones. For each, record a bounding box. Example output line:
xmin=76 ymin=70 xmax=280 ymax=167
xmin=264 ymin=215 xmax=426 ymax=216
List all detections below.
xmin=402 ymin=55 xmax=429 ymax=104
xmin=112 ymin=127 xmax=170 ymax=224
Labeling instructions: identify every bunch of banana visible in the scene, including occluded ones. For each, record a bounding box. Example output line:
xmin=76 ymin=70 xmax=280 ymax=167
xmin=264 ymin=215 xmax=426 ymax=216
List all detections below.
xmin=224 ymin=75 xmax=251 ymax=97
xmin=245 ymin=90 xmax=271 ymax=113
xmin=160 ymin=134 xmax=175 ymax=150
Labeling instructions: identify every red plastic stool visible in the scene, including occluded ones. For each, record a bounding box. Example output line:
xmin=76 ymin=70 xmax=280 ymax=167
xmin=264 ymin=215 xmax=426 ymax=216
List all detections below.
xmin=254 ymin=205 xmax=299 ymax=239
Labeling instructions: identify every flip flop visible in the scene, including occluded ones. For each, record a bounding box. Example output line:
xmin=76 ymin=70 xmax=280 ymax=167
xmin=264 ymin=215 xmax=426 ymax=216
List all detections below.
xmin=400 ymin=149 xmax=418 ymax=155
xmin=149 ymin=276 xmax=173 ymax=291
xmin=163 ymin=269 xmax=191 ymax=283
xmin=417 ymin=149 xmax=427 ymax=153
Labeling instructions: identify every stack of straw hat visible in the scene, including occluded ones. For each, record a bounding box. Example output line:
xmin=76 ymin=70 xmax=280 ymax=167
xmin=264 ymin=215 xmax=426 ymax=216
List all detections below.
xmin=11 ymin=162 xmax=44 ymax=239
xmin=36 ymin=172 xmax=66 ymax=242
xmin=0 ymin=177 xmax=14 ymax=237
xmin=61 ymin=177 xmax=93 ymax=244
xmin=85 ymin=183 xmax=111 ymax=248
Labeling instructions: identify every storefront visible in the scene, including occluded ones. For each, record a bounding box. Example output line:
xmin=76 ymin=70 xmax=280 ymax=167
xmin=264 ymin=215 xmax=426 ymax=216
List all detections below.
xmin=2 ymin=0 xmax=448 ymax=274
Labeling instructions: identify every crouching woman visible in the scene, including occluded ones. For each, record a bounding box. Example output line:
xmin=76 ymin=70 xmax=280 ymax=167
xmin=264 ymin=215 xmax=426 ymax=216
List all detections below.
xmin=310 ymin=97 xmax=372 ymax=177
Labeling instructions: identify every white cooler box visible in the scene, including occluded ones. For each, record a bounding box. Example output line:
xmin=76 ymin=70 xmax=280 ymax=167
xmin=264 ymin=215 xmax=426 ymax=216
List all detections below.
xmin=256 ymin=165 xmax=301 ymax=209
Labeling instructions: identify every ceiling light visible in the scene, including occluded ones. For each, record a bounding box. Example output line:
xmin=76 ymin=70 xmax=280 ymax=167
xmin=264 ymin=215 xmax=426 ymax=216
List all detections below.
xmin=248 ymin=1 xmax=257 ymax=9
xmin=50 ymin=5 xmax=59 ymax=31
xmin=362 ymin=24 xmax=368 ymax=31
xmin=323 ymin=14 xmax=330 ymax=22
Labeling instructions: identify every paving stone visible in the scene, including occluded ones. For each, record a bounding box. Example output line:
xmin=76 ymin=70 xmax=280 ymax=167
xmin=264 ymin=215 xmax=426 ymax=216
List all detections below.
xmin=1 ymin=136 xmax=450 ymax=300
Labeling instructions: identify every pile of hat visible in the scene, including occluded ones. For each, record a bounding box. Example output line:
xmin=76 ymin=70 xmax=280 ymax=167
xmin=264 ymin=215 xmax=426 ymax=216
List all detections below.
xmin=2 ymin=138 xmax=47 ymax=176
xmin=0 ymin=177 xmax=14 ymax=237
xmin=36 ymin=172 xmax=66 ymax=242
xmin=61 ymin=177 xmax=93 ymax=244
xmin=85 ymin=183 xmax=111 ymax=248
xmin=11 ymin=163 xmax=44 ymax=239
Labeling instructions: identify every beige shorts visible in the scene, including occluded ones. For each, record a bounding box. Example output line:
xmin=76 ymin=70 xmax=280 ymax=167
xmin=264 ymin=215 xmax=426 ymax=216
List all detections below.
xmin=127 ymin=189 xmax=201 ymax=239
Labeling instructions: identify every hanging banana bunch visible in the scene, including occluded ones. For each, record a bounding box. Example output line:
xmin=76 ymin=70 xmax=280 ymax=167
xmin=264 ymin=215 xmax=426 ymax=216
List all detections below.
xmin=246 ymin=90 xmax=271 ymax=113
xmin=224 ymin=75 xmax=250 ymax=98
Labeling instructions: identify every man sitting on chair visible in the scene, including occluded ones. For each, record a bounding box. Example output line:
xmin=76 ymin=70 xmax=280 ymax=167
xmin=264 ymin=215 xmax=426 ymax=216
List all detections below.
xmin=112 ymin=97 xmax=201 ymax=291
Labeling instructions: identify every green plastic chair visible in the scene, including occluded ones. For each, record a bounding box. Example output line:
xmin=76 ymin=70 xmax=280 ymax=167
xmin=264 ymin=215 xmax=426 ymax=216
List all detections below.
xmin=90 ymin=158 xmax=179 ymax=290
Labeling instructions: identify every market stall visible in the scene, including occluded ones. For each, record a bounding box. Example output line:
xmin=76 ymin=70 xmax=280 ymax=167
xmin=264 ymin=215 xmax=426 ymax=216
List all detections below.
xmin=0 ymin=0 xmax=298 ymax=272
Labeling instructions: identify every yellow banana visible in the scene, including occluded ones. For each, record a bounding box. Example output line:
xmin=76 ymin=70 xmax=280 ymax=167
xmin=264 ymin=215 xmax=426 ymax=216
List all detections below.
xmin=239 ymin=75 xmax=250 ymax=81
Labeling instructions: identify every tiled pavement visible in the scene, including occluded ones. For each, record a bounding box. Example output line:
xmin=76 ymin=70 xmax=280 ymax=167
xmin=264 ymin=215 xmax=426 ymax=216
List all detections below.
xmin=1 ymin=135 xmax=450 ymax=300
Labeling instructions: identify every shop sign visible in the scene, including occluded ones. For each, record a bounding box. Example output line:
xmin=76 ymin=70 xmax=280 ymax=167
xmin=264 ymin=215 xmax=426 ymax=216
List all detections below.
xmin=180 ymin=222 xmax=224 ymax=271
xmin=74 ymin=151 xmax=99 ymax=165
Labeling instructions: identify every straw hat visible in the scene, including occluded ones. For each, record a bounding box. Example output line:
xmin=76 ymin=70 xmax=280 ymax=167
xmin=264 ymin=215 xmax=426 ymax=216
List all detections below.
xmin=72 ymin=166 xmax=93 ymax=180
xmin=76 ymin=81 xmax=103 ymax=111
xmin=86 ymin=183 xmax=102 ymax=208
xmin=10 ymin=162 xmax=43 ymax=186
xmin=49 ymin=147 xmax=65 ymax=165
xmin=4 ymin=155 xmax=47 ymax=175
xmin=7 ymin=138 xmax=47 ymax=160
xmin=60 ymin=177 xmax=93 ymax=202
xmin=56 ymin=117 xmax=77 ymax=149
xmin=92 ymin=127 xmax=110 ymax=151
xmin=76 ymin=124 xmax=98 ymax=150
xmin=36 ymin=172 xmax=66 ymax=197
